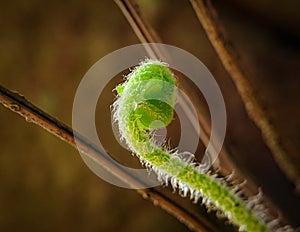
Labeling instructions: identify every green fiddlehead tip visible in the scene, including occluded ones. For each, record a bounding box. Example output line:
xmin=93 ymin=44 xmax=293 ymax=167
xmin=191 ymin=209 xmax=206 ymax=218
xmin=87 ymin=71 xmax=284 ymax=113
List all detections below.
xmin=116 ymin=59 xmax=176 ymax=130
xmin=112 ymin=59 xmax=290 ymax=232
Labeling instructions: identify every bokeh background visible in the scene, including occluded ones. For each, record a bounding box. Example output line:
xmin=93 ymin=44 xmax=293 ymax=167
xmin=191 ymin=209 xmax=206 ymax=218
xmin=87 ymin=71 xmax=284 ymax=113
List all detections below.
xmin=0 ymin=0 xmax=299 ymax=231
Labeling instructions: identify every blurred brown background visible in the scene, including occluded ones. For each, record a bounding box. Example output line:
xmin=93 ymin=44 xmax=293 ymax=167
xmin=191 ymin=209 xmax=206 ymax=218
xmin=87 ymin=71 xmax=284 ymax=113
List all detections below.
xmin=0 ymin=0 xmax=299 ymax=231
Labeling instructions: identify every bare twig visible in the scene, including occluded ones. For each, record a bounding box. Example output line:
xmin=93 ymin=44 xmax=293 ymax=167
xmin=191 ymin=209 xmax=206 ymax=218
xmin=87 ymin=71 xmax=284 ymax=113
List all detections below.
xmin=114 ymin=0 xmax=164 ymax=59
xmin=115 ymin=0 xmax=237 ymax=175
xmin=0 ymin=85 xmax=141 ymax=188
xmin=189 ymin=0 xmax=300 ymax=189
xmin=138 ymin=189 xmax=220 ymax=232
xmin=0 ymin=84 xmax=217 ymax=232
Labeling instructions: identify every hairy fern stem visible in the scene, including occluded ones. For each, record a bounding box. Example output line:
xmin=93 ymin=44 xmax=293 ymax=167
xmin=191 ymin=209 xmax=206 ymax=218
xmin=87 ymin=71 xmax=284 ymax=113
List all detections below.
xmin=112 ymin=59 xmax=290 ymax=232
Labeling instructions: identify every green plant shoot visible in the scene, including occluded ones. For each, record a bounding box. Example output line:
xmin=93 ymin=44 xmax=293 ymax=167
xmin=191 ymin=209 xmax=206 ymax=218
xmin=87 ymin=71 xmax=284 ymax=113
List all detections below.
xmin=112 ymin=59 xmax=286 ymax=232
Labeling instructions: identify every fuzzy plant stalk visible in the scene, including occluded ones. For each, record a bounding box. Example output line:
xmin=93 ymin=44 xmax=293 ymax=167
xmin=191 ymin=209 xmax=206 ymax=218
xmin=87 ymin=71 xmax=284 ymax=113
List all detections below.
xmin=112 ymin=59 xmax=287 ymax=232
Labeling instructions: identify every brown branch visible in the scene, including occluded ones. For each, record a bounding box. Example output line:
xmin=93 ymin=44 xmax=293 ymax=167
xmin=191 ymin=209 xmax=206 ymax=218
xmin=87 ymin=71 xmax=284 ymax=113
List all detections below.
xmin=115 ymin=0 xmax=272 ymax=192
xmin=114 ymin=0 xmax=237 ymax=174
xmin=138 ymin=189 xmax=220 ymax=232
xmin=189 ymin=0 xmax=300 ymax=189
xmin=114 ymin=0 xmax=170 ymax=61
xmin=0 ymin=84 xmax=218 ymax=232
xmin=0 ymin=85 xmax=141 ymax=188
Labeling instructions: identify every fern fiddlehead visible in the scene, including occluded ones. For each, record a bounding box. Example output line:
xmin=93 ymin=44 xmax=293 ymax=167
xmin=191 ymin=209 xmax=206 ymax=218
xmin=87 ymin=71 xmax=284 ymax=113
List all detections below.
xmin=112 ymin=59 xmax=278 ymax=232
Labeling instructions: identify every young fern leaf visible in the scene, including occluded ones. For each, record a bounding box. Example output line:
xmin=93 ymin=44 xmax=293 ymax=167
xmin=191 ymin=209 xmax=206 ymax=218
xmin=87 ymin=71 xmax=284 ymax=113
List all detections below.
xmin=112 ymin=59 xmax=274 ymax=232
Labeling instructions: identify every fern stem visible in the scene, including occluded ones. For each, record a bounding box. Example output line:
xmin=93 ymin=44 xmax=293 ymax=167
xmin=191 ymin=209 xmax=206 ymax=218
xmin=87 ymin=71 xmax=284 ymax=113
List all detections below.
xmin=113 ymin=59 xmax=270 ymax=232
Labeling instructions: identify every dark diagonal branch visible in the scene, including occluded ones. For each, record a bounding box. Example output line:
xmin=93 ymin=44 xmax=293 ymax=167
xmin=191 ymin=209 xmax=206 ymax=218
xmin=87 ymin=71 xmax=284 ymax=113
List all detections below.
xmin=0 ymin=85 xmax=141 ymax=188
xmin=0 ymin=84 xmax=218 ymax=232
xmin=115 ymin=0 xmax=164 ymax=59
xmin=189 ymin=0 xmax=300 ymax=189
xmin=115 ymin=0 xmax=238 ymax=176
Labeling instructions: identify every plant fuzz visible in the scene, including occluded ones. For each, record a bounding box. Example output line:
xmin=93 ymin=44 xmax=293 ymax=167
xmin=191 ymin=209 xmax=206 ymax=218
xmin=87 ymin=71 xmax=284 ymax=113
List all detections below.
xmin=112 ymin=59 xmax=292 ymax=232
